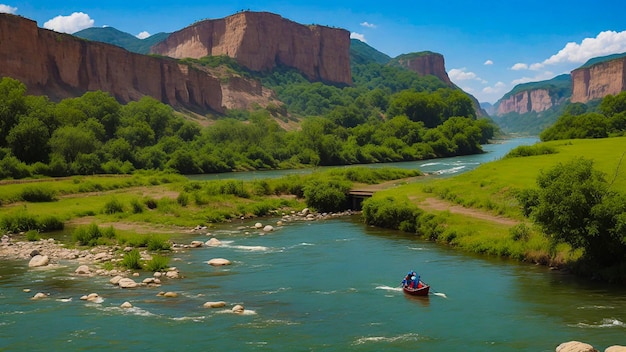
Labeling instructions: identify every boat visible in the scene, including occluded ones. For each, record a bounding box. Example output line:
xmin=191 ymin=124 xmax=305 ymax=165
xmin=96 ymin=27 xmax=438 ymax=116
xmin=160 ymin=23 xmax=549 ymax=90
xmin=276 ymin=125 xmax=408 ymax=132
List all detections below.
xmin=402 ymin=281 xmax=430 ymax=296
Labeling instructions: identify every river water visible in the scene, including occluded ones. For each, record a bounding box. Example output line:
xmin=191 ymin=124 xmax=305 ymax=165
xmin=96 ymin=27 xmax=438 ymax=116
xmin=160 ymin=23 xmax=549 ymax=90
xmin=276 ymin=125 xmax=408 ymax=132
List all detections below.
xmin=1 ymin=137 xmax=625 ymax=351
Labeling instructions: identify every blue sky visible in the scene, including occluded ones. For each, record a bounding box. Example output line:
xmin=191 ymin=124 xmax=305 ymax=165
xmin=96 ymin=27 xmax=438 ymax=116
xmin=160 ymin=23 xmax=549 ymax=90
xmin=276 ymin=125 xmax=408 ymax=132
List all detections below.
xmin=2 ymin=0 xmax=626 ymax=103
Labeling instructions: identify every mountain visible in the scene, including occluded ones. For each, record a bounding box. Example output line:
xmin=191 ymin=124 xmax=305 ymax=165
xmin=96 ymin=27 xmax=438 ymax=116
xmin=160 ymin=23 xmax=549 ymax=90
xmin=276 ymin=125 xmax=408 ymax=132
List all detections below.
xmin=491 ymin=74 xmax=571 ymax=134
xmin=151 ymin=11 xmax=352 ymax=85
xmin=0 ymin=13 xmax=276 ymax=113
xmin=388 ymin=51 xmax=453 ymax=85
xmin=74 ymin=27 xmax=170 ymax=54
xmin=571 ymin=53 xmax=626 ymax=103
xmin=495 ymin=74 xmax=571 ymax=116
xmin=480 ymin=102 xmax=496 ymax=116
xmin=349 ymin=39 xmax=391 ymax=65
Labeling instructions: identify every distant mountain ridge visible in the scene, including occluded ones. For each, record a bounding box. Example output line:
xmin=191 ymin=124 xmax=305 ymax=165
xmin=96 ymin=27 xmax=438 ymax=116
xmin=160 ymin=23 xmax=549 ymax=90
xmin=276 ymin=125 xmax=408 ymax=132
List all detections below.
xmin=74 ymin=27 xmax=170 ymax=54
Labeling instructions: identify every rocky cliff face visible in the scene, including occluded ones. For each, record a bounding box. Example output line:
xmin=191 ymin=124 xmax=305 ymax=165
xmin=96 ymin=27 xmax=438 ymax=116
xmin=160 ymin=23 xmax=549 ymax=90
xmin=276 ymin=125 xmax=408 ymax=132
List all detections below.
xmin=496 ymin=89 xmax=555 ymax=115
xmin=0 ymin=14 xmax=274 ymax=113
xmin=151 ymin=11 xmax=352 ymax=85
xmin=571 ymin=57 xmax=626 ymax=103
xmin=392 ymin=53 xmax=453 ymax=85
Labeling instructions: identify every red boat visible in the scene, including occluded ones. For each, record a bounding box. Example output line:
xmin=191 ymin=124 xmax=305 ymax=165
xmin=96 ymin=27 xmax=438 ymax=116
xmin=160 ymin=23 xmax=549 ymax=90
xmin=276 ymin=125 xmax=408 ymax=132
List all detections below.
xmin=402 ymin=282 xmax=430 ymax=296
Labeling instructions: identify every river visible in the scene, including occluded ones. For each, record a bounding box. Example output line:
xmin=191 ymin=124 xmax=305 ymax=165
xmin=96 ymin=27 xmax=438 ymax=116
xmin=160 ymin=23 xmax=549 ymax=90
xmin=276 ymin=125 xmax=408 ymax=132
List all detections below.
xmin=1 ymin=137 xmax=625 ymax=351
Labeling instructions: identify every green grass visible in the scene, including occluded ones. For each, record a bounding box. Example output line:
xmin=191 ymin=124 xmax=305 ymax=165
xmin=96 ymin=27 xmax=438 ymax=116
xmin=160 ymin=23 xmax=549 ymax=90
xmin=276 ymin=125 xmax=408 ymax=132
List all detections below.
xmin=373 ymin=136 xmax=626 ymax=266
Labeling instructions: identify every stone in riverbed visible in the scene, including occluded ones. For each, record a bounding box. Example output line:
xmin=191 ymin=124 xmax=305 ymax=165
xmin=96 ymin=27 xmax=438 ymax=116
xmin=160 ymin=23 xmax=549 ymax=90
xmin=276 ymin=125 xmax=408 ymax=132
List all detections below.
xmin=232 ymin=304 xmax=245 ymax=314
xmin=203 ymin=301 xmax=226 ymax=308
xmin=120 ymin=301 xmax=133 ymax=309
xmin=31 ymin=292 xmax=47 ymax=300
xmin=28 ymin=255 xmax=49 ymax=267
xmin=118 ymin=278 xmax=139 ymax=289
xmin=555 ymin=341 xmax=598 ymax=352
xmin=75 ymin=265 xmax=91 ymax=275
xmin=207 ymin=258 xmax=231 ymax=266
xmin=205 ymin=238 xmax=221 ymax=247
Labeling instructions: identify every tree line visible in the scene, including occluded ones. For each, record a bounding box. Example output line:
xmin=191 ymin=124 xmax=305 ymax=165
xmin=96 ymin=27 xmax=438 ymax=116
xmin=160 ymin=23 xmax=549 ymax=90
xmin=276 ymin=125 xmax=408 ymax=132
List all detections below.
xmin=0 ymin=69 xmax=496 ymax=179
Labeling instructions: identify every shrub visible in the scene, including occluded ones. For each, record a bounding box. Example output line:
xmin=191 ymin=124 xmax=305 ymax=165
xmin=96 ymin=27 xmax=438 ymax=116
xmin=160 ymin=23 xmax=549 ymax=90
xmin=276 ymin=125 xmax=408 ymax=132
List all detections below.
xmin=147 ymin=235 xmax=171 ymax=251
xmin=0 ymin=211 xmax=38 ymax=233
xmin=510 ymin=223 xmax=531 ymax=241
xmin=362 ymin=196 xmax=422 ymax=231
xmin=38 ymin=215 xmax=64 ymax=232
xmin=121 ymin=249 xmax=142 ymax=270
xmin=303 ymin=178 xmax=351 ymax=212
xmin=143 ymin=197 xmax=158 ymax=209
xmin=176 ymin=192 xmax=189 ymax=207
xmin=130 ymin=198 xmax=145 ymax=214
xmin=144 ymin=255 xmax=170 ymax=272
xmin=504 ymin=144 xmax=557 ymax=158
xmin=20 ymin=186 xmax=58 ymax=202
xmin=25 ymin=230 xmax=41 ymax=241
xmin=73 ymin=223 xmax=116 ymax=246
xmin=103 ymin=198 xmax=124 ymax=214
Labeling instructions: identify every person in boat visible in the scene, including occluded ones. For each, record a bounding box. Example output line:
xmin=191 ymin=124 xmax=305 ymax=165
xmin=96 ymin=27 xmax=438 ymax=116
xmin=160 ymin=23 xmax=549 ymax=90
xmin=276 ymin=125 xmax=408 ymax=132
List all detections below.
xmin=402 ymin=271 xmax=414 ymax=288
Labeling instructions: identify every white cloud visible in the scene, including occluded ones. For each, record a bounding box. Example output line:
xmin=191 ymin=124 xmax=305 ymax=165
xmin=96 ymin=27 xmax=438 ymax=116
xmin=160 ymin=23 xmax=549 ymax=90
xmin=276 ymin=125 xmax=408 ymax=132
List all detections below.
xmin=0 ymin=4 xmax=17 ymax=14
xmin=511 ymin=71 xmax=554 ymax=86
xmin=484 ymin=60 xmax=494 ymax=65
xmin=350 ymin=32 xmax=366 ymax=42
xmin=542 ymin=30 xmax=626 ymax=65
xmin=360 ymin=21 xmax=376 ymax=28
xmin=482 ymin=81 xmax=506 ymax=94
xmin=449 ymin=68 xmax=479 ymax=81
xmin=136 ymin=31 xmax=151 ymax=39
xmin=43 ymin=12 xmax=94 ymax=34
xmin=529 ymin=63 xmax=544 ymax=71
xmin=511 ymin=63 xmax=528 ymax=71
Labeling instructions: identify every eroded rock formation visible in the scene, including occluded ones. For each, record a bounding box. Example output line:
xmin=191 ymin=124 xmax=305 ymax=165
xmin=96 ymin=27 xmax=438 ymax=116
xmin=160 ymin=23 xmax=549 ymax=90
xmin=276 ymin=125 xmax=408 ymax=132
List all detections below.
xmin=0 ymin=14 xmax=275 ymax=113
xmin=571 ymin=57 xmax=626 ymax=103
xmin=151 ymin=11 xmax=352 ymax=85
xmin=496 ymin=89 xmax=555 ymax=115
xmin=392 ymin=52 xmax=453 ymax=85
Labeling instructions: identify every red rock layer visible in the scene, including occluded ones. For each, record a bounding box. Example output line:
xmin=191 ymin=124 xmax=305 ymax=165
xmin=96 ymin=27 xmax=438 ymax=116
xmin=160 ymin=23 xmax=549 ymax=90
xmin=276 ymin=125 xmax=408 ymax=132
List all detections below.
xmin=151 ymin=11 xmax=352 ymax=85
xmin=571 ymin=58 xmax=626 ymax=103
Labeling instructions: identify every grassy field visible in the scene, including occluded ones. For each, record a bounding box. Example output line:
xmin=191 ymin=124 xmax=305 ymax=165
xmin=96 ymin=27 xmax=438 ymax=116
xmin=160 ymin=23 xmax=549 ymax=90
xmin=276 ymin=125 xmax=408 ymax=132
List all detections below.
xmin=372 ymin=137 xmax=626 ymax=266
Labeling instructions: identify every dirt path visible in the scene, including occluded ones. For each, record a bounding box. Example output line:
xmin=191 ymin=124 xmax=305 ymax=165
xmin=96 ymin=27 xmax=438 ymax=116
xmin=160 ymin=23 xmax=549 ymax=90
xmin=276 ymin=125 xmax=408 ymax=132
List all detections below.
xmin=417 ymin=197 xmax=519 ymax=226
xmin=352 ymin=177 xmax=520 ymax=227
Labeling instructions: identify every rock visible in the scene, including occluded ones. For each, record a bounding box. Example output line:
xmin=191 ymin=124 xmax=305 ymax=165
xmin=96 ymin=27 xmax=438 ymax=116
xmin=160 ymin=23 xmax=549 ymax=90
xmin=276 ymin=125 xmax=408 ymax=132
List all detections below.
xmin=28 ymin=255 xmax=49 ymax=267
xmin=203 ymin=301 xmax=226 ymax=308
xmin=606 ymin=346 xmax=626 ymax=352
xmin=74 ymin=265 xmax=91 ymax=275
xmin=263 ymin=225 xmax=274 ymax=232
xmin=556 ymin=341 xmax=598 ymax=352
xmin=393 ymin=52 xmax=452 ymax=85
xmin=190 ymin=241 xmax=204 ymax=248
xmin=118 ymin=278 xmax=139 ymax=289
xmin=120 ymin=301 xmax=133 ymax=309
xmin=572 ymin=57 xmax=626 ymax=103
xmin=163 ymin=292 xmax=178 ymax=298
xmin=254 ymin=222 xmax=263 ymax=229
xmin=23 ymin=288 xmax=31 ymax=293
xmin=80 ymin=293 xmax=103 ymax=303
xmin=205 ymin=238 xmax=222 ymax=247
xmin=29 ymin=249 xmax=40 ymax=257
xmin=31 ymin=292 xmax=47 ymax=300
xmin=301 ymin=208 xmax=310 ymax=216
xmin=165 ymin=269 xmax=180 ymax=279
xmin=152 ymin=12 xmax=352 ymax=85
xmin=276 ymin=221 xmax=283 ymax=226
xmin=93 ymin=252 xmax=110 ymax=262
xmin=207 ymin=258 xmax=231 ymax=266
xmin=109 ymin=275 xmax=124 ymax=285
xmin=231 ymin=304 xmax=245 ymax=314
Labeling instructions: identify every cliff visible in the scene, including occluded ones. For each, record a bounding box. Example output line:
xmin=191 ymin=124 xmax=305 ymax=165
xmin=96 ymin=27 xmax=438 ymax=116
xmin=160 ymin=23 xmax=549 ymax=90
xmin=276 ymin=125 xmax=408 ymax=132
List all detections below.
xmin=0 ymin=14 xmax=274 ymax=113
xmin=389 ymin=52 xmax=453 ymax=85
xmin=495 ymin=74 xmax=571 ymax=115
xmin=571 ymin=56 xmax=626 ymax=103
xmin=151 ymin=11 xmax=352 ymax=85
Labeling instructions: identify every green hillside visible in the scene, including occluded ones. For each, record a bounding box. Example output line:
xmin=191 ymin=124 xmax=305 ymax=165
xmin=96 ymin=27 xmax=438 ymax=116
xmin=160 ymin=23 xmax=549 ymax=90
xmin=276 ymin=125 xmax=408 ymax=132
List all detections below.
xmin=74 ymin=27 xmax=170 ymax=54
xmin=500 ymin=74 xmax=571 ymax=101
xmin=579 ymin=52 xmax=626 ymax=68
xmin=349 ymin=39 xmax=391 ymax=65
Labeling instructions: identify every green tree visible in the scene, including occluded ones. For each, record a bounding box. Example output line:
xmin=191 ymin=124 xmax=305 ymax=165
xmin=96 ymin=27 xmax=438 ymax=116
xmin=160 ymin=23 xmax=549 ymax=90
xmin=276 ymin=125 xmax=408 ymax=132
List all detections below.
xmin=523 ymin=158 xmax=626 ymax=266
xmin=0 ymin=77 xmax=28 ymax=146
xmin=6 ymin=117 xmax=50 ymax=163
xmin=49 ymin=126 xmax=100 ymax=162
